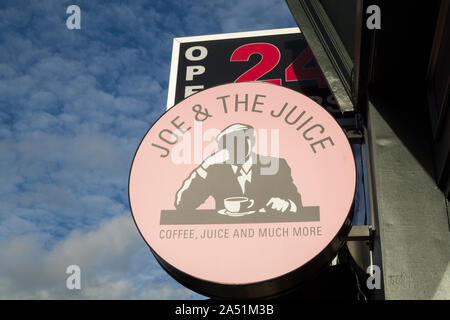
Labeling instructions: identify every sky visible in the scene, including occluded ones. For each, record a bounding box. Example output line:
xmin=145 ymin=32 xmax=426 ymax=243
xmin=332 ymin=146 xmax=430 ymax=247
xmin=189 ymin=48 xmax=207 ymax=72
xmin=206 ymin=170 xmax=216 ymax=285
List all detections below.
xmin=0 ymin=0 xmax=297 ymax=299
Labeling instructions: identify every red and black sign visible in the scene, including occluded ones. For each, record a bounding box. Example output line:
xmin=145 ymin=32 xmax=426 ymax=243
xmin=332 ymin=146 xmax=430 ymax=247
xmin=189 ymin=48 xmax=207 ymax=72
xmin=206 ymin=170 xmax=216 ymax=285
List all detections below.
xmin=167 ymin=29 xmax=355 ymax=127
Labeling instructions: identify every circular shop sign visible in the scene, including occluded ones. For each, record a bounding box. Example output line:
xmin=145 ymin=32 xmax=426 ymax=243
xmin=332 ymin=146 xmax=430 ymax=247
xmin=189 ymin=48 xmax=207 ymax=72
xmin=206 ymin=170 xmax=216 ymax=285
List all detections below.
xmin=129 ymin=82 xmax=356 ymax=298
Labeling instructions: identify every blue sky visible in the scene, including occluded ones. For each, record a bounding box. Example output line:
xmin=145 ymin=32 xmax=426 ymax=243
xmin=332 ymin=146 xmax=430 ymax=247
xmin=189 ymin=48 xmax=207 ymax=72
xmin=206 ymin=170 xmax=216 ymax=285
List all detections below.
xmin=0 ymin=0 xmax=296 ymax=299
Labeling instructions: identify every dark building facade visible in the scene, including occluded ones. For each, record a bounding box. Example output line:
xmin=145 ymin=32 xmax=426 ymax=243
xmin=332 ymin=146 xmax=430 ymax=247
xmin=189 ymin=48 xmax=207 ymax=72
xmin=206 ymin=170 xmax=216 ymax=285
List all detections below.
xmin=286 ymin=0 xmax=450 ymax=299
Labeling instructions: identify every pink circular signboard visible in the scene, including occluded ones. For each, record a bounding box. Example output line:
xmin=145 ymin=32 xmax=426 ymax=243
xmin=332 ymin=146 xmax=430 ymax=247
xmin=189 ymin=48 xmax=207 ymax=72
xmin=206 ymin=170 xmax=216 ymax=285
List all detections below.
xmin=129 ymin=82 xmax=355 ymax=298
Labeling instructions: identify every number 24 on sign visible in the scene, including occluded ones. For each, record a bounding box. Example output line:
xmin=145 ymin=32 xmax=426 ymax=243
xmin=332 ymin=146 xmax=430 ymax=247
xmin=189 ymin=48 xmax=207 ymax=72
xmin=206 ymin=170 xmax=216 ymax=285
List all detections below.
xmin=230 ymin=42 xmax=327 ymax=87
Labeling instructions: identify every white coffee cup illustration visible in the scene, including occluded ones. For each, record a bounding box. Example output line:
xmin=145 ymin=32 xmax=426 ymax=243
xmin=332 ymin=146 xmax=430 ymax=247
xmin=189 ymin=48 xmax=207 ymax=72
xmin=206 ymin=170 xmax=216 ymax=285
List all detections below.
xmin=224 ymin=197 xmax=254 ymax=213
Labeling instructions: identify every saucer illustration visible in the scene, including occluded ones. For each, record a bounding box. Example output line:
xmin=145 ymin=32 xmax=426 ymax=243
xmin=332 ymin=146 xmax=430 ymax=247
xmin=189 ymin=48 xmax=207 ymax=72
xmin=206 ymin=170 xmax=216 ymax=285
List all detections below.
xmin=217 ymin=209 xmax=256 ymax=217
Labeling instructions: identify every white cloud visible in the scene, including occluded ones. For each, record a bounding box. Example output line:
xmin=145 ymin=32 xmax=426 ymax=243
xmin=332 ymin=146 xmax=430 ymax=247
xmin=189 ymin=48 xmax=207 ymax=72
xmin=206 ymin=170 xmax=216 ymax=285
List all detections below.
xmin=0 ymin=214 xmax=200 ymax=299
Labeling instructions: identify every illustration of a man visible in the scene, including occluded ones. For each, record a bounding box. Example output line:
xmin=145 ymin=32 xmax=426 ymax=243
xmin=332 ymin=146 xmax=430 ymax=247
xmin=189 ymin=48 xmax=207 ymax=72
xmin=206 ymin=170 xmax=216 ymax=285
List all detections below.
xmin=174 ymin=123 xmax=303 ymax=213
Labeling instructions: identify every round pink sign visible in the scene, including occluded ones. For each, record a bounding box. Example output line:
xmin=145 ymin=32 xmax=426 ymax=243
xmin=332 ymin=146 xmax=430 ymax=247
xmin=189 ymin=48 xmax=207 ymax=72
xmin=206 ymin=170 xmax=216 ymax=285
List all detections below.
xmin=129 ymin=82 xmax=355 ymax=298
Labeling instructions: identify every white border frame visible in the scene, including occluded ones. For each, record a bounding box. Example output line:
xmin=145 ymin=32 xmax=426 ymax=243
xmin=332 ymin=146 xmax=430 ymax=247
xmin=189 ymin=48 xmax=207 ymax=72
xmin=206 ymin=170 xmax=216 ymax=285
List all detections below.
xmin=166 ymin=27 xmax=301 ymax=109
